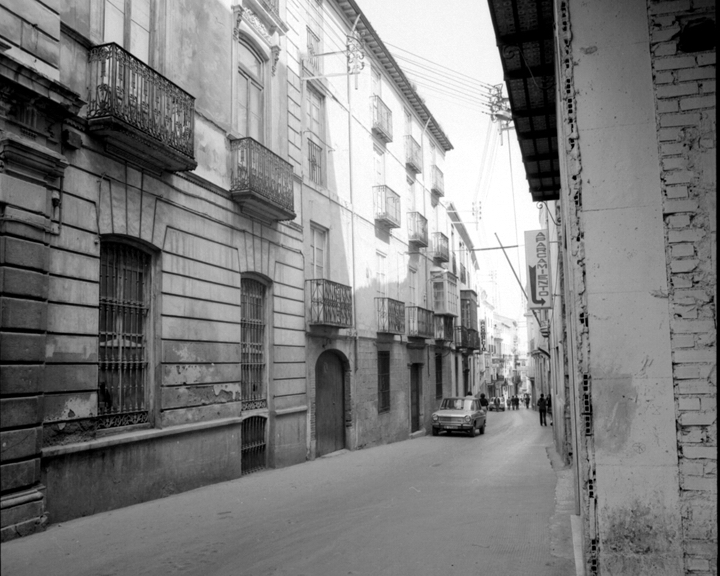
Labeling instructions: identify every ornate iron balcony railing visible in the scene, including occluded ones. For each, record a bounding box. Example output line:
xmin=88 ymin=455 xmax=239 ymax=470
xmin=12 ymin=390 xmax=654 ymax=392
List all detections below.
xmin=372 ymin=95 xmax=393 ymax=143
xmin=308 ymin=279 xmax=353 ymax=328
xmin=407 ymin=211 xmax=429 ymax=248
xmin=431 ymin=165 xmax=445 ymax=196
xmin=376 ymin=297 xmax=405 ymax=334
xmin=374 ymin=185 xmax=401 ymax=228
xmin=230 ymin=137 xmax=295 ymax=221
xmin=405 ymin=135 xmax=422 ymax=173
xmin=87 ymin=43 xmax=196 ymax=171
xmin=432 ymin=232 xmax=450 ymax=262
xmin=434 ymin=315 xmax=454 ymax=342
xmin=457 ymin=326 xmax=480 ymax=350
xmin=407 ymin=306 xmax=434 ymax=339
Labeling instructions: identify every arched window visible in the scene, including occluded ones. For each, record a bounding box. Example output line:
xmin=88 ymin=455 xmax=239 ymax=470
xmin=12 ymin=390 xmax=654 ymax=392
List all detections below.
xmin=237 ymin=43 xmax=264 ymax=141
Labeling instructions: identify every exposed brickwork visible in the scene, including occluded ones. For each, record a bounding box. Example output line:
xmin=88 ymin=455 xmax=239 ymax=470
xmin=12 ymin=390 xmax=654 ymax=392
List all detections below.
xmin=649 ymin=1 xmax=717 ymax=573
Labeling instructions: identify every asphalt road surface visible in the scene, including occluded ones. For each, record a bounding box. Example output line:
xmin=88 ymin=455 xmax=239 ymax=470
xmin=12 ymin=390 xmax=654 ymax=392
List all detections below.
xmin=1 ymin=407 xmax=574 ymax=576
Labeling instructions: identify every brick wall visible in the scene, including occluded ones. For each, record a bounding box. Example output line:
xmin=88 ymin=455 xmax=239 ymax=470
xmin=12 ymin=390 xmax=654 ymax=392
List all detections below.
xmin=649 ymin=1 xmax=717 ymax=574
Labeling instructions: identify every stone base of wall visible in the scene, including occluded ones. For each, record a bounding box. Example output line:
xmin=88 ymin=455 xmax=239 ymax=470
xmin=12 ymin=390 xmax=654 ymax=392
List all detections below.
xmin=0 ymin=488 xmax=48 ymax=542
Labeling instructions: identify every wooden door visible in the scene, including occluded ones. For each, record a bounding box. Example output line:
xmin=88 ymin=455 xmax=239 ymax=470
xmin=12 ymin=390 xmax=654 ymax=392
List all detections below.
xmin=410 ymin=364 xmax=421 ymax=432
xmin=316 ymin=351 xmax=345 ymax=456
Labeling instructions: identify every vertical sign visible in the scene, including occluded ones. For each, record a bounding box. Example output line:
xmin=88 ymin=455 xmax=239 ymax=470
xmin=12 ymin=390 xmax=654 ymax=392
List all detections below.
xmin=525 ymin=229 xmax=552 ymax=310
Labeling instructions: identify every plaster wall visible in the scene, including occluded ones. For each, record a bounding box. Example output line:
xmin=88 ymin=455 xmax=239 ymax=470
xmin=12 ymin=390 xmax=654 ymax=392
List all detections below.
xmin=568 ymin=0 xmax=683 ymax=572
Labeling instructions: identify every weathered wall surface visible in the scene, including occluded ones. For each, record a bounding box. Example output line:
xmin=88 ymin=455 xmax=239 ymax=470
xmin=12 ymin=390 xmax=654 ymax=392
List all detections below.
xmin=648 ymin=1 xmax=717 ymax=574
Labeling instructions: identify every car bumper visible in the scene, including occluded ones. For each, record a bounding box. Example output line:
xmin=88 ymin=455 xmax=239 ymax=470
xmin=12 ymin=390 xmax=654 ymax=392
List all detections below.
xmin=433 ymin=423 xmax=473 ymax=431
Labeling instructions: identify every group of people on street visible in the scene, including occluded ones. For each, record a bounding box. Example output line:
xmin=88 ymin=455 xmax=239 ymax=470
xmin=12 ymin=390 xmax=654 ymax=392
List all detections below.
xmin=509 ymin=395 xmax=521 ymax=410
xmin=475 ymin=392 xmax=552 ymax=428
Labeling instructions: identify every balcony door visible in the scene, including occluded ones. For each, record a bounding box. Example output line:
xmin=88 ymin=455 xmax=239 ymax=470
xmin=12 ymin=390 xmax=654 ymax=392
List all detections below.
xmin=103 ymin=0 xmax=151 ymax=64
xmin=316 ymin=351 xmax=345 ymax=457
xmin=410 ymin=364 xmax=421 ymax=433
xmin=237 ymin=43 xmax=264 ymax=142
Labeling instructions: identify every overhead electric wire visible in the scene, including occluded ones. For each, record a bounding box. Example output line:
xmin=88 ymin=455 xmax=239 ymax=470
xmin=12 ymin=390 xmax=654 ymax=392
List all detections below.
xmin=397 ymin=67 xmax=495 ymax=108
xmin=404 ymin=78 xmax=493 ymax=112
xmin=394 ymin=57 xmax=495 ymax=97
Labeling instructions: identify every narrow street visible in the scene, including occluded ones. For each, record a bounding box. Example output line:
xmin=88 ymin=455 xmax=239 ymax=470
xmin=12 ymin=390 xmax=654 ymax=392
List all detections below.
xmin=1 ymin=408 xmax=575 ymax=576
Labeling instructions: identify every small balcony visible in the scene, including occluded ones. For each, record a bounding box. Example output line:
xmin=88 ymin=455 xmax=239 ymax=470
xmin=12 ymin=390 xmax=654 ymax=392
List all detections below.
xmin=374 ymin=185 xmax=400 ymax=229
xmin=407 ymin=211 xmax=429 ymax=249
xmin=432 ymin=232 xmax=450 ymax=262
xmin=431 ymin=165 xmax=445 ymax=196
xmin=405 ymin=135 xmax=422 ymax=174
xmin=308 ymin=279 xmax=353 ymax=328
xmin=87 ymin=43 xmax=196 ymax=172
xmin=372 ymin=95 xmax=393 ymax=143
xmin=434 ymin=315 xmax=454 ymax=342
xmin=230 ymin=137 xmax=295 ymax=222
xmin=407 ymin=306 xmax=434 ymax=339
xmin=376 ymin=297 xmax=405 ymax=335
xmin=456 ymin=326 xmax=480 ymax=350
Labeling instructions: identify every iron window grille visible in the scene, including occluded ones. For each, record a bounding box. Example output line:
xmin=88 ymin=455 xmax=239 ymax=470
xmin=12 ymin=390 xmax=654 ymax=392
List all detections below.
xmin=378 ymin=351 xmax=390 ymax=413
xmin=241 ymin=278 xmax=267 ymax=410
xmin=98 ymin=242 xmax=150 ymax=427
xmin=241 ymin=416 xmax=267 ymax=475
xmin=308 ymin=279 xmax=353 ymax=327
xmin=308 ymin=138 xmax=323 ymax=186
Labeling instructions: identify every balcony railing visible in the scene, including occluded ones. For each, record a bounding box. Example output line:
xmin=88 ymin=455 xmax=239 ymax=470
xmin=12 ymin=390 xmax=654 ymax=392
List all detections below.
xmin=407 ymin=306 xmax=434 ymax=339
xmin=230 ymin=137 xmax=295 ymax=221
xmin=432 ymin=232 xmax=449 ymax=262
xmin=405 ymin=135 xmax=422 ymax=173
xmin=87 ymin=43 xmax=196 ymax=172
xmin=372 ymin=95 xmax=393 ymax=143
xmin=431 ymin=165 xmax=445 ymax=196
xmin=457 ymin=327 xmax=480 ymax=350
xmin=407 ymin=211 xmax=429 ymax=248
xmin=434 ymin=315 xmax=454 ymax=342
xmin=308 ymin=279 xmax=353 ymax=328
xmin=376 ymin=297 xmax=405 ymax=334
xmin=460 ymin=263 xmax=467 ymax=284
xmin=374 ymin=185 xmax=401 ymax=229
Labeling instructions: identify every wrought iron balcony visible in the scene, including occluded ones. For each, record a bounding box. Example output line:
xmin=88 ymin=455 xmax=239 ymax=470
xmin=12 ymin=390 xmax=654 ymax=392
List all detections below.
xmin=87 ymin=43 xmax=196 ymax=172
xmin=405 ymin=135 xmax=422 ymax=173
xmin=456 ymin=326 xmax=480 ymax=350
xmin=372 ymin=95 xmax=393 ymax=143
xmin=460 ymin=263 xmax=467 ymax=284
xmin=434 ymin=315 xmax=454 ymax=342
xmin=374 ymin=185 xmax=400 ymax=229
xmin=407 ymin=211 xmax=428 ymax=248
xmin=431 ymin=165 xmax=445 ymax=196
xmin=230 ymin=137 xmax=295 ymax=222
xmin=376 ymin=297 xmax=405 ymax=335
xmin=407 ymin=306 xmax=434 ymax=339
xmin=308 ymin=279 xmax=353 ymax=328
xmin=432 ymin=232 xmax=450 ymax=262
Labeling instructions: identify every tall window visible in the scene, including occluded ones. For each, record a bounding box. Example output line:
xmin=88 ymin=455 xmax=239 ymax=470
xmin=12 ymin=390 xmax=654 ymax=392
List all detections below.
xmin=378 ymin=351 xmax=390 ymax=413
xmin=98 ymin=241 xmax=150 ymax=426
xmin=408 ymin=268 xmax=417 ymax=306
xmin=241 ymin=278 xmax=267 ymax=410
xmin=407 ymin=177 xmax=416 ymax=211
xmin=306 ymin=87 xmax=324 ymax=185
xmin=404 ymin=109 xmax=412 ymax=135
xmin=435 ymin=352 xmax=443 ymax=398
xmin=373 ymin=146 xmax=385 ymax=186
xmin=237 ymin=43 xmax=264 ymax=141
xmin=371 ymin=67 xmax=381 ymax=97
xmin=376 ymin=252 xmax=387 ymax=296
xmin=310 ymin=225 xmax=327 ymax=279
xmin=104 ymin=0 xmax=151 ymax=63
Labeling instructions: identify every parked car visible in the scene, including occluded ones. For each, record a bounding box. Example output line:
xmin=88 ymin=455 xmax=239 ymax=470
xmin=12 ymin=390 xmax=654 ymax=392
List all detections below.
xmin=431 ymin=397 xmax=487 ymax=437
xmin=488 ymin=397 xmax=506 ymax=411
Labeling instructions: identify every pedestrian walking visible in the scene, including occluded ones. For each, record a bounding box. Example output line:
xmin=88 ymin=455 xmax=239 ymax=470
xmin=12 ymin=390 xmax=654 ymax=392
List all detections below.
xmin=513 ymin=395 xmax=518 ymax=410
xmin=479 ymin=393 xmax=489 ymax=410
xmin=524 ymin=394 xmax=530 ymax=409
xmin=538 ymin=394 xmax=548 ymax=426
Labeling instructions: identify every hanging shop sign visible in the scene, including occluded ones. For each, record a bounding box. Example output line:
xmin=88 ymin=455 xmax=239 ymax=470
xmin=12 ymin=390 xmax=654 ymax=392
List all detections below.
xmin=525 ymin=229 xmax=552 ymax=310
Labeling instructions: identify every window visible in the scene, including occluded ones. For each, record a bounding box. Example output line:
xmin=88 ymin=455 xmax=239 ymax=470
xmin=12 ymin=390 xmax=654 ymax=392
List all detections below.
xmin=378 ymin=351 xmax=390 ymax=413
xmin=104 ymin=0 xmax=151 ymax=63
xmin=237 ymin=43 xmax=264 ymax=141
xmin=241 ymin=278 xmax=267 ymax=410
xmin=371 ymin=67 xmax=381 ymax=97
xmin=404 ymin=109 xmax=412 ymax=135
xmin=306 ymin=87 xmax=324 ymax=185
xmin=408 ymin=267 xmax=417 ymax=306
xmin=98 ymin=241 xmax=151 ymax=426
xmin=310 ymin=225 xmax=327 ymax=279
xmin=373 ymin=146 xmax=385 ymax=186
xmin=435 ymin=352 xmax=443 ymax=398
xmin=376 ymin=252 xmax=387 ymax=296
xmin=407 ymin=177 xmax=416 ymax=211
xmin=305 ymin=0 xmax=323 ymax=75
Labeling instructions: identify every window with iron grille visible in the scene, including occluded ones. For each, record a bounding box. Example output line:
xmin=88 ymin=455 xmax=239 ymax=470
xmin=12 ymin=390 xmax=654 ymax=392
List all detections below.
xmin=435 ymin=352 xmax=443 ymax=398
xmin=378 ymin=351 xmax=390 ymax=413
xmin=241 ymin=278 xmax=267 ymax=410
xmin=98 ymin=241 xmax=150 ymax=427
xmin=308 ymin=139 xmax=323 ymax=185
xmin=241 ymin=416 xmax=267 ymax=475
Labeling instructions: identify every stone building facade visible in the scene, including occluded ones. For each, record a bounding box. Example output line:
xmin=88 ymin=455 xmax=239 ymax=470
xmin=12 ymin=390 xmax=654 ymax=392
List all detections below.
xmin=488 ymin=0 xmax=716 ymax=574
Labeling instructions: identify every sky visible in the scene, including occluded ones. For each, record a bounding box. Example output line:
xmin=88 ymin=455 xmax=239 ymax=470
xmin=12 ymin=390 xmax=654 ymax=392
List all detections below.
xmin=357 ymin=0 xmax=542 ymax=320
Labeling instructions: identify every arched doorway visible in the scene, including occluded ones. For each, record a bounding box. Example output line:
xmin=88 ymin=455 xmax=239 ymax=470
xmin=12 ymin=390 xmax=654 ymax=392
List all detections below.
xmin=315 ymin=351 xmax=345 ymax=456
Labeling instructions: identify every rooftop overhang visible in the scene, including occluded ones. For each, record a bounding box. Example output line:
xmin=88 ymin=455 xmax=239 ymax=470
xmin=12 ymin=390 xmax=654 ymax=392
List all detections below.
xmin=486 ymin=0 xmax=560 ymax=202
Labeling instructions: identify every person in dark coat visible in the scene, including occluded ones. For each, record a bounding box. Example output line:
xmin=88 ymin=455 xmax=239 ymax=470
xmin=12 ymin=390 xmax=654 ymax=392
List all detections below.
xmin=479 ymin=393 xmax=489 ymax=410
xmin=537 ymin=394 xmax=548 ymax=426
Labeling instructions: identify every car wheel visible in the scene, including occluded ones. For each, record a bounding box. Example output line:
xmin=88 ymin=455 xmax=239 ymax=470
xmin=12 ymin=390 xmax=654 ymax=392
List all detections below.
xmin=432 ymin=428 xmax=439 ymax=436
xmin=479 ymin=422 xmax=485 ymax=434
xmin=469 ymin=423 xmax=476 ymax=437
